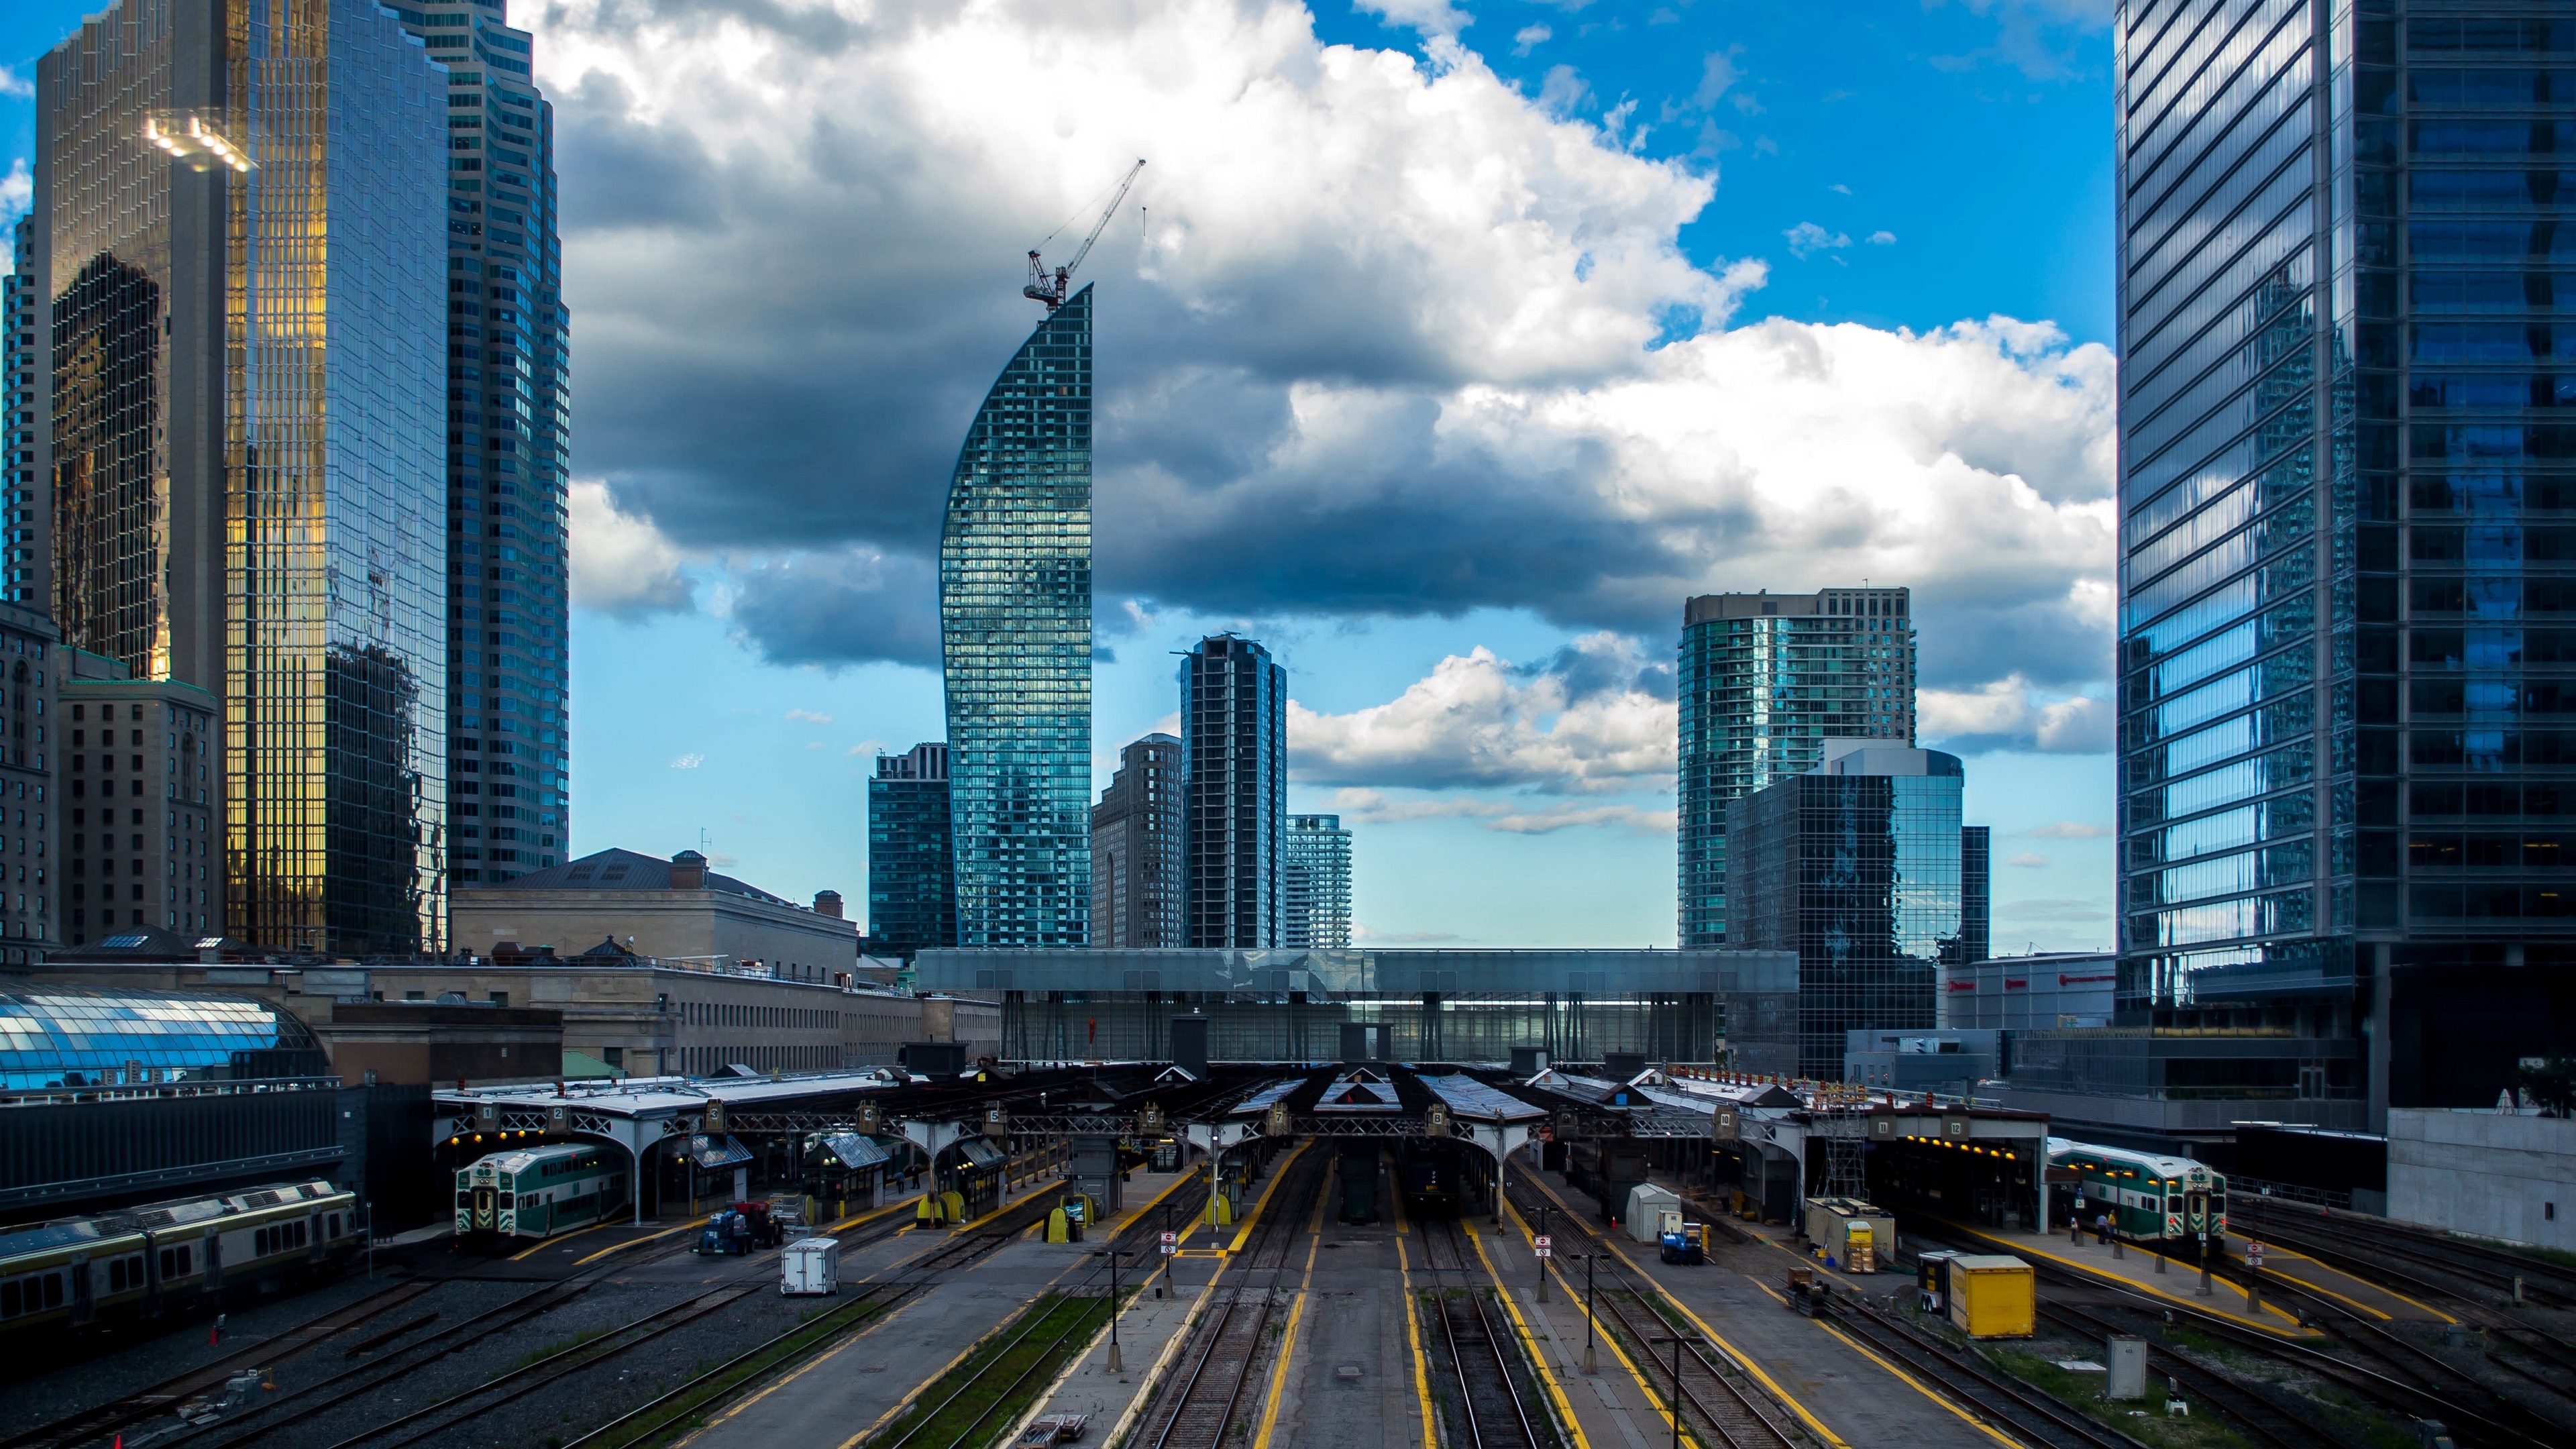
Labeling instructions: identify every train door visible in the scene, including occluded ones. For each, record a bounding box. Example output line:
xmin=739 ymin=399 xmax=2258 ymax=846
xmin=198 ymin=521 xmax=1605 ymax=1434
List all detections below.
xmin=69 ymin=1252 xmax=93 ymax=1326
xmin=203 ymin=1227 xmax=224 ymax=1290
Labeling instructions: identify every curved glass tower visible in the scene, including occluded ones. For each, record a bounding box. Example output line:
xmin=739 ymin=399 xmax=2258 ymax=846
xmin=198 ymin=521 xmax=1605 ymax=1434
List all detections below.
xmin=939 ymin=286 xmax=1093 ymax=947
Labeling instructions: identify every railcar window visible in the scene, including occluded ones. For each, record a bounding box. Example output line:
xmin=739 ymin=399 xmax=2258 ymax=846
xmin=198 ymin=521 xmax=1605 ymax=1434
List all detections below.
xmin=457 ymin=1191 xmax=475 ymax=1208
xmin=109 ymin=1259 xmax=125 ymax=1292
xmin=498 ymin=1193 xmax=515 ymax=1208
xmin=43 ymin=1273 xmax=61 ymax=1307
xmin=3 ymin=1280 xmax=18 ymax=1316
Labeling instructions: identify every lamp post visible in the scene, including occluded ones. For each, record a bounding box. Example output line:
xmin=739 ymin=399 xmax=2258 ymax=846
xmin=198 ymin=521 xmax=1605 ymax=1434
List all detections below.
xmin=1091 ymin=1247 xmax=1126 ymax=1372
xmin=1648 ymin=1334 xmax=1688 ymax=1449
xmin=1582 ymin=1252 xmax=1600 ymax=1375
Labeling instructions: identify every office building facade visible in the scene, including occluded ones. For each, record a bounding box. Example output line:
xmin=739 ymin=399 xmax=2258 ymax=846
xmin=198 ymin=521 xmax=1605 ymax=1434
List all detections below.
xmin=1283 ymin=812 xmax=1352 ymax=949
xmin=1679 ymin=588 xmax=1916 ymax=948
xmin=1727 ymin=744 xmax=1970 ymax=1080
xmin=386 ymin=0 xmax=572 ymax=885
xmin=5 ymin=219 xmax=38 ymax=608
xmin=867 ymin=743 xmax=955 ymax=956
xmin=1181 ymin=634 xmax=1286 ymax=949
xmin=64 ymin=647 xmax=219 ymax=944
xmin=2114 ymin=0 xmax=2576 ymax=1119
xmin=1091 ymin=733 xmax=1183 ymax=948
xmin=939 ymin=287 xmax=1093 ymax=947
xmin=34 ymin=0 xmax=450 ymax=955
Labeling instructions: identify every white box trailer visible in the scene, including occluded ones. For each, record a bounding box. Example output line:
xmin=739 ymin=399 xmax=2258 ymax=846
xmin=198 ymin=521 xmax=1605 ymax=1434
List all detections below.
xmin=780 ymin=1236 xmax=841 ymax=1296
xmin=1625 ymin=1184 xmax=1684 ymax=1244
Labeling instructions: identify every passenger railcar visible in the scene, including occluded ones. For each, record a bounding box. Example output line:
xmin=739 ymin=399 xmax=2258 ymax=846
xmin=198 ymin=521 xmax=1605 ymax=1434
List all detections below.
xmin=2048 ymin=1137 xmax=2226 ymax=1249
xmin=455 ymin=1144 xmax=629 ymax=1242
xmin=1394 ymin=1141 xmax=1462 ymax=1218
xmin=0 ymin=1179 xmax=358 ymax=1334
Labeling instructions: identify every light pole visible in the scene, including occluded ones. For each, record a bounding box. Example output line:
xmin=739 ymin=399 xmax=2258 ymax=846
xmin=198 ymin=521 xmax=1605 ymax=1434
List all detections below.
xmin=1648 ymin=1334 xmax=1687 ymax=1449
xmin=1091 ymin=1248 xmax=1126 ymax=1371
xmin=1582 ymin=1252 xmax=1600 ymax=1375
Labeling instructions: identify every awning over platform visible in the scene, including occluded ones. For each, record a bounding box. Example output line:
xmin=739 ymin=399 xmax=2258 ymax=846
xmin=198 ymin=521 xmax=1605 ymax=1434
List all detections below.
xmin=686 ymin=1134 xmax=754 ymax=1169
xmin=816 ymin=1132 xmax=892 ymax=1171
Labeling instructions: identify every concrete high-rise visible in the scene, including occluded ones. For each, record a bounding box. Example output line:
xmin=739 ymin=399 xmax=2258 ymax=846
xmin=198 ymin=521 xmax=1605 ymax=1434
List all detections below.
xmin=867 ymin=743 xmax=955 ymax=956
xmin=1283 ymin=813 xmax=1352 ymax=949
xmin=1180 ymin=634 xmax=1286 ymax=949
xmin=1678 ymin=588 xmax=1917 ymax=947
xmin=2110 ymin=0 xmax=2576 ymax=1126
xmin=64 ymin=647 xmax=219 ymax=945
xmin=385 ymin=0 xmax=572 ymax=885
xmin=33 ymin=0 xmax=449 ymax=954
xmin=1727 ymin=743 xmax=1969 ymax=1080
xmin=1091 ymin=733 xmax=1183 ymax=949
xmin=940 ymin=289 xmax=1092 ymax=946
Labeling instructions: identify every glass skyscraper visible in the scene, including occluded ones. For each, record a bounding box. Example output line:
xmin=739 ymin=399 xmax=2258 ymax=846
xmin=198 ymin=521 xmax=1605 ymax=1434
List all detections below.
xmin=940 ymin=287 xmax=1093 ymax=947
xmin=1181 ymin=633 xmax=1286 ymax=948
xmin=34 ymin=0 xmax=449 ymax=953
xmin=1726 ymin=745 xmax=1970 ymax=1080
xmin=385 ymin=0 xmax=570 ymax=885
xmin=1283 ymin=812 xmax=1353 ymax=949
xmin=868 ymin=741 xmax=955 ymax=955
xmin=1678 ymin=588 xmax=1917 ymax=947
xmin=2115 ymin=0 xmax=2576 ymax=1118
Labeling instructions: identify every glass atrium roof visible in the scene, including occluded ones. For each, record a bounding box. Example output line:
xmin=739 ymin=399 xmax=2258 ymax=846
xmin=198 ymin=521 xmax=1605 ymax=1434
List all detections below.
xmin=0 ymin=987 xmax=321 ymax=1089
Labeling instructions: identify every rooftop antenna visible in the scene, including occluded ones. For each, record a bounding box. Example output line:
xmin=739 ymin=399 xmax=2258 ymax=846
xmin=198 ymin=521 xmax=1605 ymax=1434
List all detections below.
xmin=1026 ymin=158 xmax=1146 ymax=311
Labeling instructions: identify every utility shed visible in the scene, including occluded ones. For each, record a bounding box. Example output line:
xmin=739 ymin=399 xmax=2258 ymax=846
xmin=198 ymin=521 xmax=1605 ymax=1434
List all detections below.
xmin=1626 ymin=1183 xmax=1683 ymax=1244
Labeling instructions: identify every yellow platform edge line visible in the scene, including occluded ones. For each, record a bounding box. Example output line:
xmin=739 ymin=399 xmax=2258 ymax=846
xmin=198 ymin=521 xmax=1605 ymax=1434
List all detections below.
xmin=2235 ymin=1244 xmax=2454 ymax=1325
xmin=1939 ymin=1220 xmax=2315 ymax=1338
xmin=1516 ymin=1175 xmax=1853 ymax=1449
xmin=1397 ymin=1235 xmax=1440 ymax=1449
xmin=572 ymin=1212 xmax=710 ymax=1267
xmin=1811 ymin=1315 xmax=2024 ymax=1449
xmin=508 ymin=1217 xmax=619 ymax=1260
xmin=1461 ymin=1216 xmax=1592 ymax=1449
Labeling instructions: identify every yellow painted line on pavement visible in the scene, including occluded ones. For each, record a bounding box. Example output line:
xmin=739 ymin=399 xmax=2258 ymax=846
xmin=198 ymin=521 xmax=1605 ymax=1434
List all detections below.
xmin=1810 ymin=1316 xmax=2023 ymax=1449
xmin=1228 ymin=1140 xmax=1315 ymax=1254
xmin=674 ymin=1289 xmax=930 ymax=1446
xmin=1517 ymin=1175 xmax=1851 ymax=1449
xmin=1397 ymin=1235 xmax=1440 ymax=1449
xmin=508 ymin=1218 xmax=617 ymax=1260
xmin=2235 ymin=1243 xmax=2452 ymax=1324
xmin=573 ymin=1214 xmax=709 ymax=1266
xmin=1461 ymin=1216 xmax=1591 ymax=1449
xmin=1251 ymin=1149 xmax=1340 ymax=1449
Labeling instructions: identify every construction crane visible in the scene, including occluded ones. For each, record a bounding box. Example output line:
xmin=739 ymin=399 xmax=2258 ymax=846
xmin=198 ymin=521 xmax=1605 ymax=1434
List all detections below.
xmin=1024 ymin=158 xmax=1146 ymax=312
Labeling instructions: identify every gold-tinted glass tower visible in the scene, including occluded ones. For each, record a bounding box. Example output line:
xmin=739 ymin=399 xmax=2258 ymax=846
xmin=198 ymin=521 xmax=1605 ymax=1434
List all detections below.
xmin=34 ymin=0 xmax=451 ymax=953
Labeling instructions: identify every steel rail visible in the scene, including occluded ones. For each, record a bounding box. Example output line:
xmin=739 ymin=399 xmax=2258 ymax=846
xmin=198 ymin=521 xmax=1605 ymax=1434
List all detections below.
xmin=1497 ymin=1181 xmax=1796 ymax=1449
xmin=2034 ymin=1298 xmax=2339 ymax=1449
xmin=1827 ymin=1303 xmax=2136 ymax=1449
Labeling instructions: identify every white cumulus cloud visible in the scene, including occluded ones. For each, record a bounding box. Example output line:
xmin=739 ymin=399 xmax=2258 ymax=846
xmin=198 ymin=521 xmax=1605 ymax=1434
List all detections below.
xmin=569 ymin=479 xmax=692 ymax=620
xmin=1784 ymin=221 xmax=1850 ymax=256
xmin=1923 ymin=674 xmax=2113 ymax=754
xmin=1291 ymin=635 xmax=1674 ymax=793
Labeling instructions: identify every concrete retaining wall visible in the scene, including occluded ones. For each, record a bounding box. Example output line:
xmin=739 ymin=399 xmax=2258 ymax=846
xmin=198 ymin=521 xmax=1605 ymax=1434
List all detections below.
xmin=2387 ymin=1108 xmax=2576 ymax=1252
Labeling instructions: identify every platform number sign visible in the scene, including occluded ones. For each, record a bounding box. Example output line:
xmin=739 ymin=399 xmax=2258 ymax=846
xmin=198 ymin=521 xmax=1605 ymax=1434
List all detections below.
xmin=855 ymin=1102 xmax=879 ymax=1134
xmin=547 ymin=1103 xmax=570 ymax=1133
xmin=474 ymin=1101 xmax=498 ymax=1132
xmin=1533 ymin=1234 xmax=1552 ymax=1260
xmin=1161 ymin=1230 xmax=1178 ymax=1256
xmin=705 ymin=1099 xmax=725 ymax=1134
xmin=1141 ymin=1103 xmax=1165 ymax=1135
xmin=1424 ymin=1104 xmax=1451 ymax=1138
xmin=1267 ymin=1104 xmax=1291 ymax=1136
xmin=985 ymin=1104 xmax=1009 ymax=1132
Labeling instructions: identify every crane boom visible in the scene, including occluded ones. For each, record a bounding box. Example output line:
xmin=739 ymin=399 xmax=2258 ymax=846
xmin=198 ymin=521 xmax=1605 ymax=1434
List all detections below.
xmin=1025 ymin=158 xmax=1146 ymax=311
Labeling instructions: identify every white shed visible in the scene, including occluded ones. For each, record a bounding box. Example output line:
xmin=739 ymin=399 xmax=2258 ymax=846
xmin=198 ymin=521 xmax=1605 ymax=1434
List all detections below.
xmin=1625 ymin=1184 xmax=1684 ymax=1244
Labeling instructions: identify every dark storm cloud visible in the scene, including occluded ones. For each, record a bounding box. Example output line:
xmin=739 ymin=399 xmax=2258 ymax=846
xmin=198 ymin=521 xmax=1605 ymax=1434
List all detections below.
xmin=726 ymin=548 xmax=941 ymax=668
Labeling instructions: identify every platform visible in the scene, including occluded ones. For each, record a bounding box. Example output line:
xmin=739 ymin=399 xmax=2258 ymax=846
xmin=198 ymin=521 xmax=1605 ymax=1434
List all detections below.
xmin=1927 ymin=1219 xmax=2325 ymax=1336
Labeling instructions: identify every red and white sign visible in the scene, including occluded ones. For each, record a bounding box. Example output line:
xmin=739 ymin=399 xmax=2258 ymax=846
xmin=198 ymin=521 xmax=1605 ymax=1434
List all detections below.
xmin=1534 ymin=1234 xmax=1553 ymax=1259
xmin=1159 ymin=1231 xmax=1178 ymax=1256
xmin=2246 ymin=1241 xmax=2263 ymax=1268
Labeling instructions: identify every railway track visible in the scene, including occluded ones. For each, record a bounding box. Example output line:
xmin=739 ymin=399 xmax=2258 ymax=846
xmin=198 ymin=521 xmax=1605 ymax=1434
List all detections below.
xmin=1825 ymin=1302 xmax=2137 ymax=1449
xmin=1413 ymin=1218 xmax=1551 ymax=1449
xmin=0 ymin=1280 xmax=439 ymax=1449
xmin=1132 ymin=1147 xmax=1327 ymax=1449
xmin=1895 ymin=1220 xmax=2560 ymax=1449
xmin=2034 ymin=1297 xmax=2343 ymax=1449
xmin=1497 ymin=1183 xmax=1797 ymax=1449
xmin=2243 ymin=1201 xmax=2576 ymax=1311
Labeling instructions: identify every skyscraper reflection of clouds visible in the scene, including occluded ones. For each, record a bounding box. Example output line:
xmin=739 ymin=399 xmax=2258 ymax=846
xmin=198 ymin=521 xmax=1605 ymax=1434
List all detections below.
xmin=34 ymin=0 xmax=449 ymax=953
xmin=940 ymin=289 xmax=1093 ymax=947
xmin=2114 ymin=0 xmax=2576 ymax=1120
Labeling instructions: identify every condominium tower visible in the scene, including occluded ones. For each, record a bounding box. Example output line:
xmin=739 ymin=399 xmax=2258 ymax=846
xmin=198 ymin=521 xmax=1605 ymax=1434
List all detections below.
xmin=1091 ymin=733 xmax=1183 ymax=948
xmin=1678 ymin=588 xmax=1917 ymax=947
xmin=2113 ymin=0 xmax=2576 ymax=1120
xmin=867 ymin=742 xmax=955 ymax=955
xmin=1283 ymin=813 xmax=1352 ymax=949
xmin=33 ymin=0 xmax=449 ymax=953
xmin=939 ymin=288 xmax=1093 ymax=945
xmin=1181 ymin=634 xmax=1286 ymax=949
xmin=386 ymin=0 xmax=572 ymax=885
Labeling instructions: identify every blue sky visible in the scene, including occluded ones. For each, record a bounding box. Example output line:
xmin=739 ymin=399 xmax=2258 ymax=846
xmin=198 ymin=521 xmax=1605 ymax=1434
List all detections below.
xmin=3 ymin=0 xmax=2124 ymax=950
